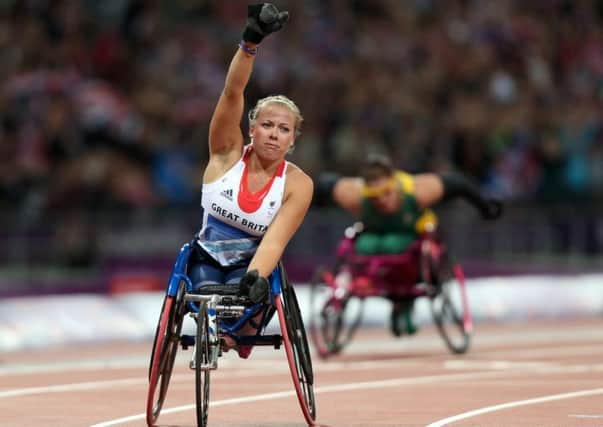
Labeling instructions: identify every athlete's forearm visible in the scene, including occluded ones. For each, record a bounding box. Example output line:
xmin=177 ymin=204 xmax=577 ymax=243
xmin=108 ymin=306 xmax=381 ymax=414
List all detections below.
xmin=223 ymin=46 xmax=256 ymax=98
xmin=440 ymin=173 xmax=502 ymax=220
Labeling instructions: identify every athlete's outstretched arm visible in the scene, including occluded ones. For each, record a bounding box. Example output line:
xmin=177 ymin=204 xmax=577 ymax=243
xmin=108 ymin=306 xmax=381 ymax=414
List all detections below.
xmin=314 ymin=172 xmax=364 ymax=216
xmin=332 ymin=176 xmax=364 ymax=216
xmin=414 ymin=173 xmax=502 ymax=219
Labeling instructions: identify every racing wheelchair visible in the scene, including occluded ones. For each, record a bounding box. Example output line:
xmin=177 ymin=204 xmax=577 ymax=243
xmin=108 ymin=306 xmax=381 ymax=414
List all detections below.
xmin=309 ymin=222 xmax=472 ymax=358
xmin=146 ymin=240 xmax=316 ymax=427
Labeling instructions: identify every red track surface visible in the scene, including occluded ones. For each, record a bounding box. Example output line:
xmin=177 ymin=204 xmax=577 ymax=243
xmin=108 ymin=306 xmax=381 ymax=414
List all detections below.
xmin=1 ymin=318 xmax=603 ymax=427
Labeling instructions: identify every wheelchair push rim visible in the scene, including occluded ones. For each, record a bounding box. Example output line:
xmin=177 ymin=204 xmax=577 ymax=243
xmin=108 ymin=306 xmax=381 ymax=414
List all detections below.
xmin=146 ymin=287 xmax=184 ymax=426
xmin=309 ymin=266 xmax=364 ymax=358
xmin=276 ymin=270 xmax=317 ymax=424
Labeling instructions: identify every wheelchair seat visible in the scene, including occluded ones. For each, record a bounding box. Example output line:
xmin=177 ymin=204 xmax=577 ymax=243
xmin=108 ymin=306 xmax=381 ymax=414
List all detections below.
xmin=191 ymin=283 xmax=243 ymax=296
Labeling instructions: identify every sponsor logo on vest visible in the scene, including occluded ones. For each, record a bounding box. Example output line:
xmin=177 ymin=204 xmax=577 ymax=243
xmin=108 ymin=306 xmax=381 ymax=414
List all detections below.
xmin=220 ymin=188 xmax=233 ymax=201
xmin=267 ymin=200 xmax=277 ymax=218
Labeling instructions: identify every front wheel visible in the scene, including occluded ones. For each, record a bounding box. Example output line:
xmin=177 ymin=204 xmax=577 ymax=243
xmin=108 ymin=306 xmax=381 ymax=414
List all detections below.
xmin=195 ymin=303 xmax=211 ymax=427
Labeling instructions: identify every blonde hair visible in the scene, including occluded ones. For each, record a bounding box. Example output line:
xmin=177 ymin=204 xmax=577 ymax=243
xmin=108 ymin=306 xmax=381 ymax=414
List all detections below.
xmin=248 ymin=95 xmax=303 ymax=137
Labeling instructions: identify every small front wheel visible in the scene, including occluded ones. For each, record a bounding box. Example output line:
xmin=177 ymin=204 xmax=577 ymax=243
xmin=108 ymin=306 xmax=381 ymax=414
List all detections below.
xmin=195 ymin=303 xmax=211 ymax=427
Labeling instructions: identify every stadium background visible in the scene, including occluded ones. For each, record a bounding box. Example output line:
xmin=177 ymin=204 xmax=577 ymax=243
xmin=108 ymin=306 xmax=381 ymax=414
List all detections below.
xmin=0 ymin=1 xmax=601 ymax=308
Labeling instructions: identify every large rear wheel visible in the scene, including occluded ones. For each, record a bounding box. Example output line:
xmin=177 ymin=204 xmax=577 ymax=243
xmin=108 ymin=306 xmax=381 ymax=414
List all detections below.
xmin=429 ymin=253 xmax=471 ymax=354
xmin=146 ymin=283 xmax=185 ymax=426
xmin=195 ymin=303 xmax=211 ymax=427
xmin=309 ymin=267 xmax=364 ymax=358
xmin=278 ymin=270 xmax=316 ymax=424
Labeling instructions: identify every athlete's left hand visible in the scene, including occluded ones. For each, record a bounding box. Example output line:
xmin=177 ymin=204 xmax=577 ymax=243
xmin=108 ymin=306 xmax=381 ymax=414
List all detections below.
xmin=239 ymin=269 xmax=270 ymax=303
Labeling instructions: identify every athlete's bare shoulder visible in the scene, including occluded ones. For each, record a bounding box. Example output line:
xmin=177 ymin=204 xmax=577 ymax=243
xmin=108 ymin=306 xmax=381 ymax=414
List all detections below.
xmin=285 ymin=162 xmax=313 ymax=187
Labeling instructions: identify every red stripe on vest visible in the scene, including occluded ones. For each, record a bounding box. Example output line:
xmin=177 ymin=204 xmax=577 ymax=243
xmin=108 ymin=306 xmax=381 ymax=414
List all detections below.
xmin=238 ymin=148 xmax=285 ymax=213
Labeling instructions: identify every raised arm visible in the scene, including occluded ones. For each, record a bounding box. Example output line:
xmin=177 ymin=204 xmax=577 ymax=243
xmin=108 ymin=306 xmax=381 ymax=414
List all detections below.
xmin=207 ymin=4 xmax=290 ymax=174
xmin=208 ymin=48 xmax=255 ymax=158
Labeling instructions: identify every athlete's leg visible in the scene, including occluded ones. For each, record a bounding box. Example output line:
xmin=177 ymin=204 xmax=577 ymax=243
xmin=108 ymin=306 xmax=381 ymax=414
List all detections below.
xmin=355 ymin=232 xmax=381 ymax=255
xmin=381 ymin=233 xmax=414 ymax=254
xmin=390 ymin=297 xmax=417 ymax=336
xmin=188 ymin=245 xmax=227 ymax=289
xmin=188 ymin=264 xmax=225 ymax=289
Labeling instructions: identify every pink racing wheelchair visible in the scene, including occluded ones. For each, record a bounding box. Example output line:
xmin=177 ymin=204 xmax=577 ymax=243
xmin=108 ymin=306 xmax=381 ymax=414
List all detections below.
xmin=309 ymin=222 xmax=472 ymax=358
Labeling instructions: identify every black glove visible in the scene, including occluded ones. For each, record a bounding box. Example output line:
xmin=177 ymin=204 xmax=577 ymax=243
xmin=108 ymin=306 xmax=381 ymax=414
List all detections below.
xmin=481 ymin=198 xmax=503 ymax=220
xmin=238 ymin=269 xmax=270 ymax=303
xmin=242 ymin=3 xmax=289 ymax=44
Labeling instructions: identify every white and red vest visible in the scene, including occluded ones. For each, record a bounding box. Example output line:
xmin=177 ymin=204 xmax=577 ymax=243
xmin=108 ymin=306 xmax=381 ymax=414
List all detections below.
xmin=197 ymin=145 xmax=288 ymax=266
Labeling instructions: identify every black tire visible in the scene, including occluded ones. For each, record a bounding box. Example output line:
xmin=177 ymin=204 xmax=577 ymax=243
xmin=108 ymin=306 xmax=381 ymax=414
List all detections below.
xmin=428 ymin=254 xmax=471 ymax=354
xmin=195 ymin=303 xmax=211 ymax=427
xmin=279 ymin=265 xmax=316 ymax=421
xmin=146 ymin=282 xmax=185 ymax=425
xmin=309 ymin=267 xmax=364 ymax=357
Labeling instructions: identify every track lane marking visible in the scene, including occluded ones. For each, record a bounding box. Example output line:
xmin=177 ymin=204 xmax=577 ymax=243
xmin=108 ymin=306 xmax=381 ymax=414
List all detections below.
xmin=90 ymin=360 xmax=603 ymax=427
xmin=0 ymin=378 xmax=145 ymax=399
xmin=426 ymin=388 xmax=603 ymax=427
xmin=0 ymin=358 xmax=428 ymax=400
xmin=4 ymin=342 xmax=603 ymax=377
xmin=87 ymin=370 xmax=519 ymax=427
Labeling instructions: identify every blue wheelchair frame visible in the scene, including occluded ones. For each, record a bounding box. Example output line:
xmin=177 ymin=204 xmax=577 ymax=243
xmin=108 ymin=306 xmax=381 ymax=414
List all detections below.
xmin=147 ymin=240 xmax=316 ymax=427
xmin=165 ymin=240 xmax=285 ymax=348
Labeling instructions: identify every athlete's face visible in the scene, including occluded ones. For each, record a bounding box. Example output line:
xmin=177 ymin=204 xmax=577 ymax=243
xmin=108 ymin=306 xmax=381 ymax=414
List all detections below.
xmin=249 ymin=104 xmax=296 ymax=161
xmin=366 ymin=176 xmax=401 ymax=213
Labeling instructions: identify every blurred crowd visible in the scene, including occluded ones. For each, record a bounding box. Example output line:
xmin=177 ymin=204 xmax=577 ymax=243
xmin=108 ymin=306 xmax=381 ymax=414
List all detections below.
xmin=1 ymin=0 xmax=603 ymax=219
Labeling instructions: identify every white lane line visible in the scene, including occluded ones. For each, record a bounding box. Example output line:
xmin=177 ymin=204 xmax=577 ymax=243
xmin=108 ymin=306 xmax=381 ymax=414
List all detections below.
xmin=473 ymin=344 xmax=603 ymax=360
xmin=89 ymin=389 xmax=300 ymax=427
xmin=426 ymin=388 xmax=603 ymax=427
xmin=569 ymin=414 xmax=603 ymax=419
xmin=0 ymin=358 xmax=426 ymax=400
xmin=0 ymin=358 xmax=149 ymax=376
xmin=0 ymin=368 xmax=287 ymax=400
xmin=443 ymin=360 xmax=557 ymax=370
xmin=88 ymin=370 xmax=515 ymax=427
xmin=4 ymin=341 xmax=603 ymax=377
xmin=0 ymin=378 xmax=146 ymax=399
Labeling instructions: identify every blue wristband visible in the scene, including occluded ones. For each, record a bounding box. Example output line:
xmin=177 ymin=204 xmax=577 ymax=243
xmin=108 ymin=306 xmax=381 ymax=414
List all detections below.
xmin=238 ymin=40 xmax=258 ymax=56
